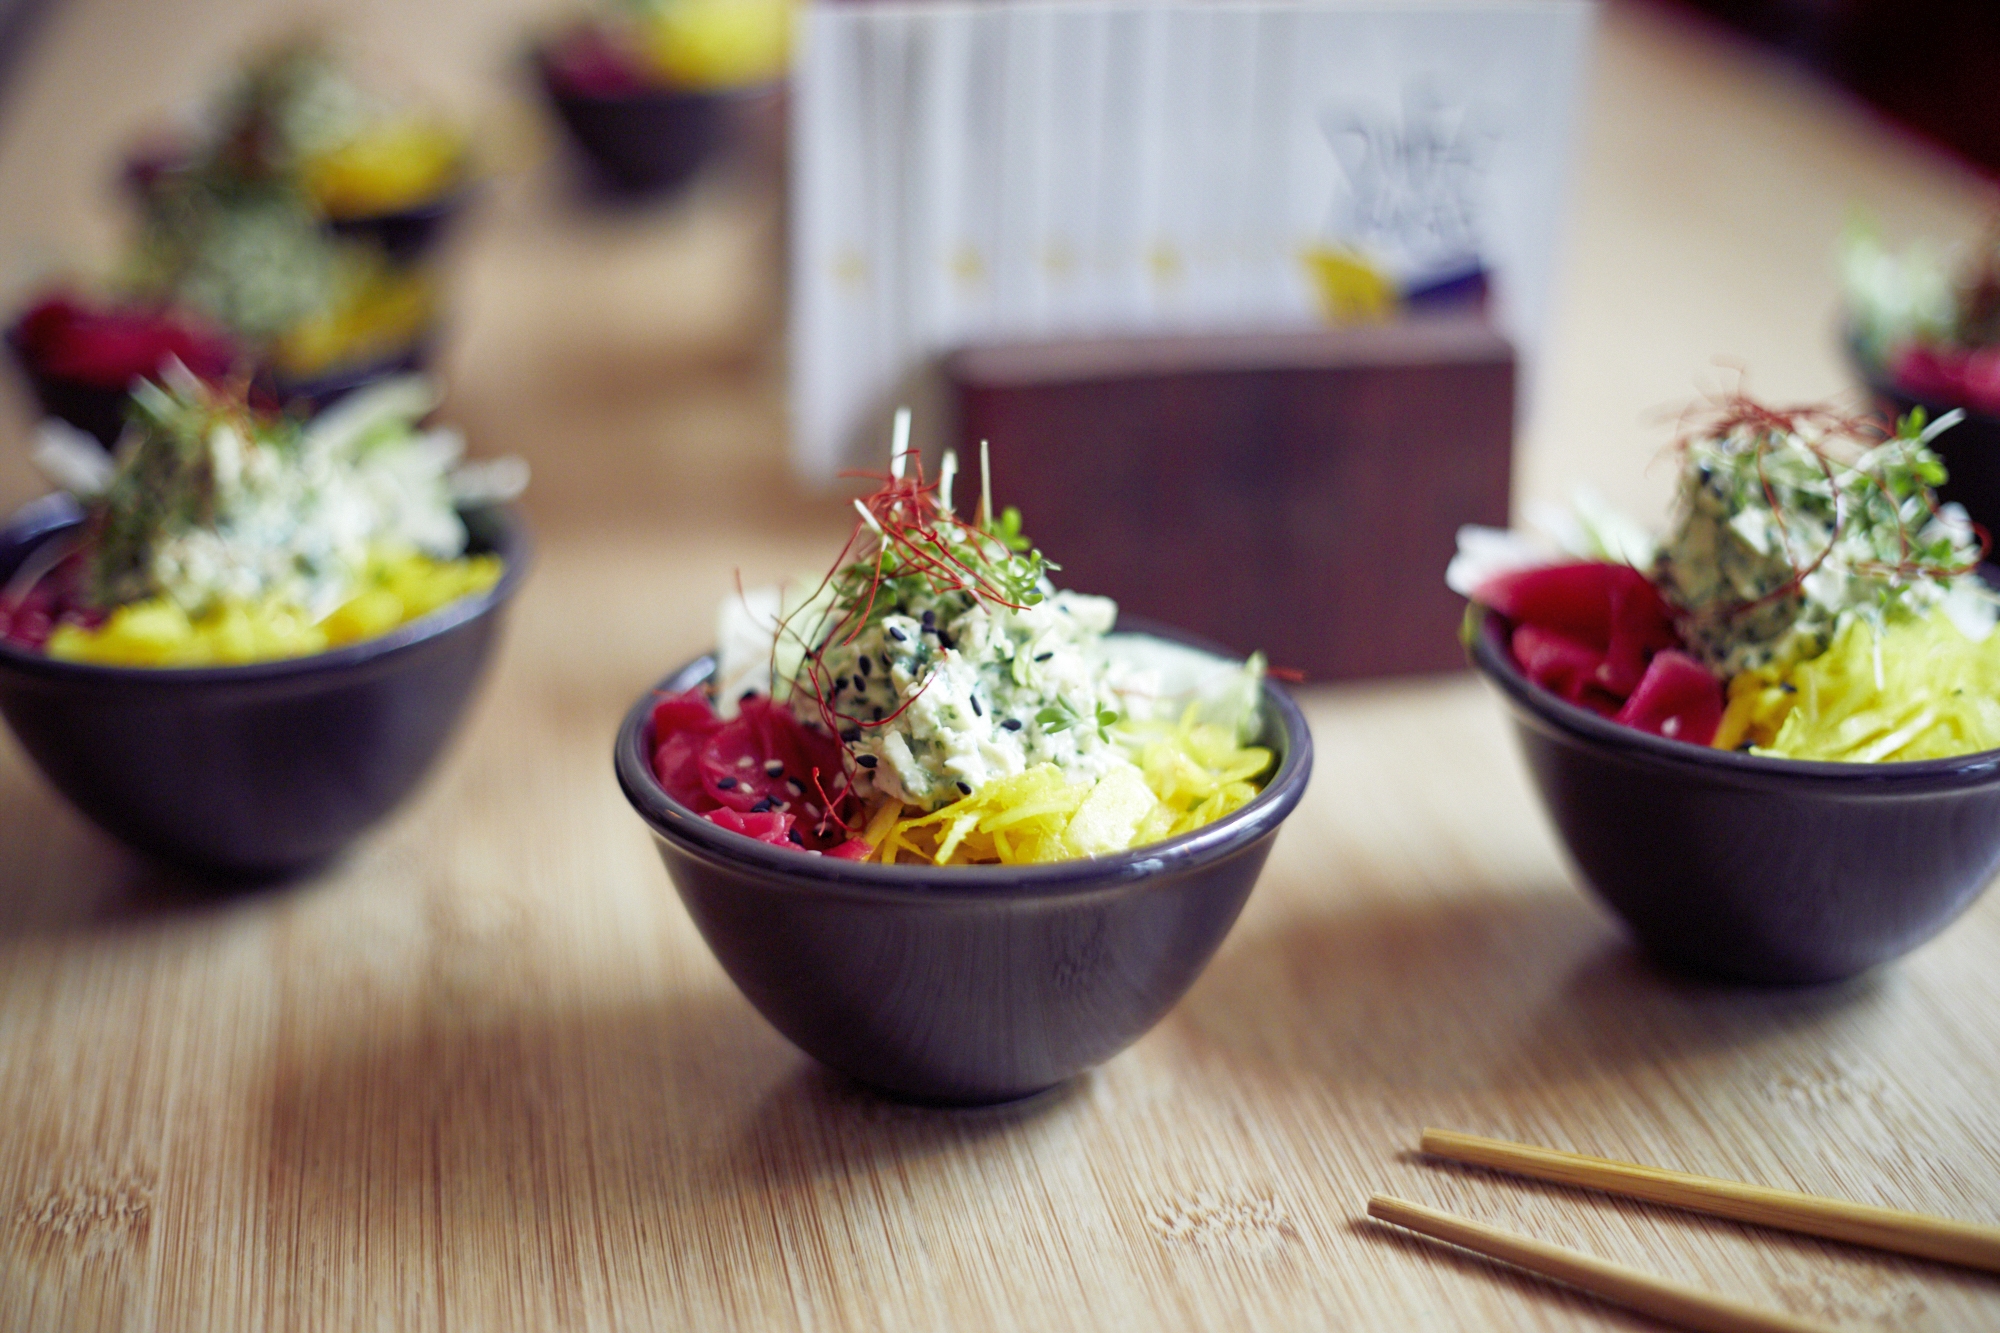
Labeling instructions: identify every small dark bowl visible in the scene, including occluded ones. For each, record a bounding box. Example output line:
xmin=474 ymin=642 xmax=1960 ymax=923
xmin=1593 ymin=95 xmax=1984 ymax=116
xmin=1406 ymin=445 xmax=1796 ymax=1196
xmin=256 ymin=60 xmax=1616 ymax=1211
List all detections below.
xmin=122 ymin=139 xmax=476 ymax=267
xmin=1471 ymin=609 xmax=2000 ymax=984
xmin=8 ymin=333 xmax=436 ymax=451
xmin=324 ymin=179 xmax=477 ymax=267
xmin=261 ymin=335 xmax=436 ymax=417
xmin=0 ymin=497 xmax=529 ymax=878
xmin=615 ymin=640 xmax=1313 ymax=1104
xmin=8 ymin=358 xmax=130 ymax=448
xmin=536 ymin=52 xmax=769 ymax=197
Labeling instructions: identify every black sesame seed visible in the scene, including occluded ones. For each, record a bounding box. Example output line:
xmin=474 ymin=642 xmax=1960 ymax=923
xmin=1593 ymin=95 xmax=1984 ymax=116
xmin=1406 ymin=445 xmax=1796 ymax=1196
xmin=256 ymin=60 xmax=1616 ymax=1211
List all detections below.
xmin=888 ymin=626 xmax=907 ymax=641
xmin=840 ymin=728 xmax=860 ymax=742
xmin=956 ymin=780 xmax=972 ymax=795
xmin=1034 ymin=651 xmax=1053 ymax=662
xmin=785 ymin=778 xmax=805 ymax=795
xmin=834 ymin=676 xmax=848 ymax=691
xmin=716 ymin=776 xmax=738 ymax=790
xmin=936 ymin=630 xmax=955 ymax=650
xmin=858 ymin=655 xmax=872 ymax=676
xmin=763 ymin=759 xmax=785 ymax=776
xmin=872 ymin=706 xmax=884 ymax=721
xmin=856 ymin=754 xmax=878 ymax=768
xmin=1002 ymin=718 xmax=1022 ymax=731
xmin=750 ymin=797 xmax=773 ymax=812
xmin=787 ymin=829 xmax=805 ymax=845
xmin=741 ymin=689 xmax=758 ymax=702
xmin=921 ymin=609 xmax=935 ymax=627
xmin=970 ymin=695 xmax=983 ymax=716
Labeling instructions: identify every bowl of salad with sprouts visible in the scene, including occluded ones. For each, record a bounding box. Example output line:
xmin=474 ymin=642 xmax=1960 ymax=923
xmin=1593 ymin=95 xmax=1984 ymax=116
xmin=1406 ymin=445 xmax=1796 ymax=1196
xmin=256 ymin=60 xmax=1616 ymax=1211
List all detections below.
xmin=1454 ymin=392 xmax=2000 ymax=983
xmin=616 ymin=414 xmax=1311 ymax=1103
xmin=1844 ymin=221 xmax=2000 ymax=544
xmin=0 ymin=369 xmax=528 ymax=877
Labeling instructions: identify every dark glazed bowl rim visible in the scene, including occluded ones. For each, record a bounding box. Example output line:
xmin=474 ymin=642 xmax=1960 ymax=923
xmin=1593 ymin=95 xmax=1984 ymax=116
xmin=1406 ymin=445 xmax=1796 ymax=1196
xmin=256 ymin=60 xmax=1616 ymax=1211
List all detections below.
xmin=530 ymin=42 xmax=782 ymax=108
xmin=0 ymin=496 xmax=531 ymax=686
xmin=1843 ymin=326 xmax=2000 ymax=426
xmin=1469 ymin=607 xmax=2000 ymax=792
xmin=615 ymin=632 xmax=1314 ymax=903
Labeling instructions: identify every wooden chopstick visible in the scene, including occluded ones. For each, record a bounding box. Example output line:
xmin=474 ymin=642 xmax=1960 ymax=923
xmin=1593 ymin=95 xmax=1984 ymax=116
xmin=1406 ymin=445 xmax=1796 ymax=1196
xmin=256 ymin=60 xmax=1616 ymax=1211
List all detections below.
xmin=1367 ymin=1194 xmax=1835 ymax=1333
xmin=1421 ymin=1128 xmax=2000 ymax=1274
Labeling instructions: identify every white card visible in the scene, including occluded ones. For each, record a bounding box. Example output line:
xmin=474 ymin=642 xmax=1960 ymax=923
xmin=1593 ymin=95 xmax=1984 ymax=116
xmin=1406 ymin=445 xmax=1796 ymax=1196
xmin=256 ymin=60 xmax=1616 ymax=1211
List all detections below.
xmin=791 ymin=0 xmax=1593 ymax=482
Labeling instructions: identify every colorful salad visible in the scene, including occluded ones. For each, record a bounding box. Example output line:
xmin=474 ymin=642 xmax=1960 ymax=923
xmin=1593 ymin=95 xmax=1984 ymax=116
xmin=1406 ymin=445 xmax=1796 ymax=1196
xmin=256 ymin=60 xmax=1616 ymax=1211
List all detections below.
xmin=0 ymin=369 xmax=525 ymax=667
xmin=544 ymin=0 xmax=793 ymax=96
xmin=1845 ymin=221 xmax=2000 ymax=416
xmin=137 ymin=34 xmax=470 ymax=223
xmin=648 ymin=420 xmax=1272 ymax=864
xmin=1452 ymin=394 xmax=2000 ymax=762
xmin=108 ymin=35 xmax=460 ymax=382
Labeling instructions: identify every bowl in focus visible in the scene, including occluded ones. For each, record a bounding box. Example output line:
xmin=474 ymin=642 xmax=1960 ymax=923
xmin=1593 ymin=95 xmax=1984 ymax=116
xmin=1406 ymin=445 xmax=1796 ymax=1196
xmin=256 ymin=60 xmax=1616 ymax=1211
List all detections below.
xmin=536 ymin=50 xmax=769 ymax=197
xmin=0 ymin=497 xmax=529 ymax=878
xmin=615 ymin=642 xmax=1313 ymax=1105
xmin=1471 ymin=608 xmax=2000 ymax=983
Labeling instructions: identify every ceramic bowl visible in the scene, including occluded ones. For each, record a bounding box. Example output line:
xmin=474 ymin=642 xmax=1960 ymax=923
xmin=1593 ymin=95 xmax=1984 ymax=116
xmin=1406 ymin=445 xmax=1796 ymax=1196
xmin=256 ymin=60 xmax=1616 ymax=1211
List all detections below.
xmin=325 ymin=180 xmax=477 ymax=266
xmin=536 ymin=53 xmax=771 ymax=196
xmin=122 ymin=142 xmax=474 ymax=267
xmin=1470 ymin=608 xmax=2000 ymax=983
xmin=0 ymin=497 xmax=529 ymax=878
xmin=7 ymin=355 xmax=131 ymax=448
xmin=615 ymin=639 xmax=1313 ymax=1104
xmin=7 ymin=334 xmax=436 ymax=450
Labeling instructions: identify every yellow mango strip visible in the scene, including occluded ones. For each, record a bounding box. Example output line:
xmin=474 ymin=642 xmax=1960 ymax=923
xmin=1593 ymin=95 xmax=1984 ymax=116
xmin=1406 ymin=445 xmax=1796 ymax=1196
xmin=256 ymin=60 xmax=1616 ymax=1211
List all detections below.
xmin=1715 ymin=612 xmax=2000 ymax=763
xmin=854 ymin=708 xmax=1275 ymax=866
xmin=46 ymin=550 xmax=501 ymax=668
xmin=302 ymin=119 xmax=464 ymax=219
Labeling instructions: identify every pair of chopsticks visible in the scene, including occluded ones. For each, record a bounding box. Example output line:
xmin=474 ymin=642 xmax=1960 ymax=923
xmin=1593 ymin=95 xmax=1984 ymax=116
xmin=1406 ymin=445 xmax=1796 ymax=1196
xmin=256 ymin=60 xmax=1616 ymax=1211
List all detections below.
xmin=1367 ymin=1128 xmax=2000 ymax=1333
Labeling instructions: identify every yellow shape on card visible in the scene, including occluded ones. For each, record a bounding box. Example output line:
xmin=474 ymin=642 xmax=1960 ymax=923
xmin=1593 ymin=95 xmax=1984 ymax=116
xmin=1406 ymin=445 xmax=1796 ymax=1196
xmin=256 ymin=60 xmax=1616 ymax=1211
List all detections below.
xmin=1301 ymin=244 xmax=1398 ymax=324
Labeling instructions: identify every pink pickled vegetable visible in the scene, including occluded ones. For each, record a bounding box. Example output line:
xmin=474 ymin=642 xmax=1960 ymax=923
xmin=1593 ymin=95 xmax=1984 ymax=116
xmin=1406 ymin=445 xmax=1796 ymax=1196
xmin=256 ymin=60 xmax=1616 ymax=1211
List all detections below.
xmin=648 ymin=688 xmax=859 ymax=853
xmin=1474 ymin=560 xmax=1723 ymax=744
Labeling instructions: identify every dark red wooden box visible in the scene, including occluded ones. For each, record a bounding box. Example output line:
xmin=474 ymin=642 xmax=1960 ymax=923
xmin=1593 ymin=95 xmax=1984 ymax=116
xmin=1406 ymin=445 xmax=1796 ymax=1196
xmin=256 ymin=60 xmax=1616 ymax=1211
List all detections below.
xmin=944 ymin=315 xmax=1515 ymax=681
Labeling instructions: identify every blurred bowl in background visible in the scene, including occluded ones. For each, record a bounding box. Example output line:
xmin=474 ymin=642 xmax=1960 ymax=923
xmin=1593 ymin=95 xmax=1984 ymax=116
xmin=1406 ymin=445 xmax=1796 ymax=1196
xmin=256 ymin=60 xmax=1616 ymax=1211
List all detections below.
xmin=1470 ymin=607 xmax=2000 ymax=984
xmin=259 ymin=332 xmax=438 ymax=420
xmin=614 ymin=638 xmax=1313 ymax=1105
xmin=535 ymin=39 xmax=773 ymax=197
xmin=1852 ymin=340 xmax=2000 ymax=545
xmin=324 ymin=178 xmax=478 ymax=266
xmin=6 ymin=295 xmax=239 ymax=447
xmin=0 ymin=498 xmax=529 ymax=878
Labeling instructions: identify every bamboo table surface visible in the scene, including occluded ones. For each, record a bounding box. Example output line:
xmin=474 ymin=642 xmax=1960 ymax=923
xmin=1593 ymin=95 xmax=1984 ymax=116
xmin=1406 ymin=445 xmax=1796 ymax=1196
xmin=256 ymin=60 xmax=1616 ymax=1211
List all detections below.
xmin=3 ymin=2 xmax=2000 ymax=1329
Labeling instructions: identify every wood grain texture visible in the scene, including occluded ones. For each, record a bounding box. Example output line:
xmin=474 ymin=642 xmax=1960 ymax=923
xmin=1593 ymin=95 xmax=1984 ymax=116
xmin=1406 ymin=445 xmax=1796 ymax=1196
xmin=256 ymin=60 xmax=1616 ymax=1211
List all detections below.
xmin=3 ymin=2 xmax=2000 ymax=1330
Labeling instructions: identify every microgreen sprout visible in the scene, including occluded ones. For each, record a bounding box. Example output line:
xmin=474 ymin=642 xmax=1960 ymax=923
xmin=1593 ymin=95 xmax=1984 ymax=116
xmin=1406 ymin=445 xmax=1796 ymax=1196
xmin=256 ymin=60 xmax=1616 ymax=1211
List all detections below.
xmin=1654 ymin=393 xmax=1991 ymax=673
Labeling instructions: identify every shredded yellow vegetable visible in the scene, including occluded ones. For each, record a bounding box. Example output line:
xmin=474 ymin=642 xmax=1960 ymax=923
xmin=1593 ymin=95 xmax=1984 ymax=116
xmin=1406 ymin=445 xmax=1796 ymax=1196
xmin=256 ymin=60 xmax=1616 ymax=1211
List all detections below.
xmin=270 ymin=268 xmax=436 ymax=378
xmin=46 ymin=551 xmax=501 ymax=667
xmin=301 ymin=120 xmax=464 ymax=219
xmin=1713 ymin=612 xmax=2000 ymax=762
xmin=864 ymin=706 xmax=1272 ymax=865
xmin=642 ymin=0 xmax=795 ymax=89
